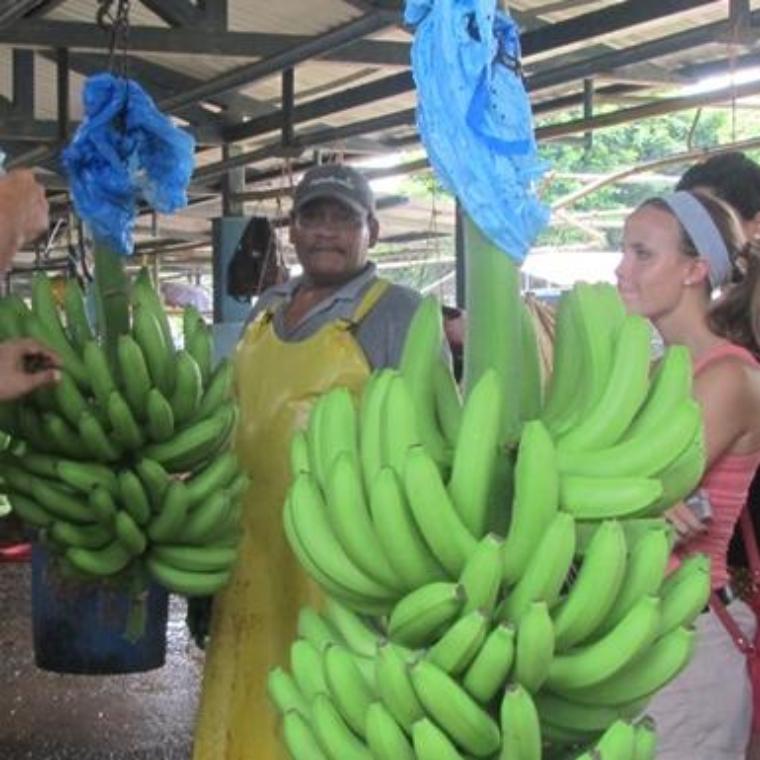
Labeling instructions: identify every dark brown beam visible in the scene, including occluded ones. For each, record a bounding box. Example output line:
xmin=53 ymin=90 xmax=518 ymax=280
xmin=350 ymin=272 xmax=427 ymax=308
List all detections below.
xmin=0 ymin=0 xmax=43 ymax=26
xmin=138 ymin=0 xmax=203 ymax=26
xmin=199 ymin=0 xmax=227 ymax=29
xmin=12 ymin=49 xmax=33 ymax=115
xmin=55 ymin=47 xmax=69 ymax=142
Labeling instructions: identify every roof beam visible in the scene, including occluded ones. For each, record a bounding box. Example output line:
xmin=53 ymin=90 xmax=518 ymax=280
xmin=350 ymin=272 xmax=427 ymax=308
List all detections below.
xmin=138 ymin=0 xmax=203 ymax=27
xmin=198 ymin=0 xmax=227 ymax=29
xmin=12 ymin=49 xmax=34 ymax=115
xmin=0 ymin=0 xmax=43 ymax=27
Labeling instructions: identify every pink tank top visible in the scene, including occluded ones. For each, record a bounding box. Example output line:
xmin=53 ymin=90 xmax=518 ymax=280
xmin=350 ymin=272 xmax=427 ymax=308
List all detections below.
xmin=676 ymin=342 xmax=760 ymax=588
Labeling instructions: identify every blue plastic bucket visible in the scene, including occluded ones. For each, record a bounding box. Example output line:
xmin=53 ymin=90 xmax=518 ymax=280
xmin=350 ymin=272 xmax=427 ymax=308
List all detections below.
xmin=31 ymin=543 xmax=169 ymax=674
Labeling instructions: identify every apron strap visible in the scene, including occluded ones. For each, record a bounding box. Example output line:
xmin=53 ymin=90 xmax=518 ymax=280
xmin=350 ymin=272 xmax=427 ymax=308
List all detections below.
xmin=340 ymin=278 xmax=391 ymax=330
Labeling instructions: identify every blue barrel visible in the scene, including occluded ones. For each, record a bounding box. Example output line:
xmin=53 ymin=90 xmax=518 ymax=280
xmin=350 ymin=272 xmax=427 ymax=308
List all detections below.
xmin=31 ymin=543 xmax=169 ymax=674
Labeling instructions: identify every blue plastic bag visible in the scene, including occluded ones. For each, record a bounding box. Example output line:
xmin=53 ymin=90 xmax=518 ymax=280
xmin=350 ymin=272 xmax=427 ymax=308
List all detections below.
xmin=62 ymin=73 xmax=195 ymax=255
xmin=405 ymin=0 xmax=549 ymax=263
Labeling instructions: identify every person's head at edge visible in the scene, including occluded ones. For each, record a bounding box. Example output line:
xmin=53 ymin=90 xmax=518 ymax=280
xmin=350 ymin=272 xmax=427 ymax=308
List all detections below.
xmin=617 ymin=188 xmax=760 ymax=356
xmin=676 ymin=151 xmax=760 ymax=241
xmin=289 ymin=164 xmax=379 ymax=289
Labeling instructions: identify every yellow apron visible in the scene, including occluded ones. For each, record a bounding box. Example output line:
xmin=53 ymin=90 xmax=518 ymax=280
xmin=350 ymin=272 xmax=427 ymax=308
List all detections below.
xmin=193 ymin=279 xmax=389 ymax=760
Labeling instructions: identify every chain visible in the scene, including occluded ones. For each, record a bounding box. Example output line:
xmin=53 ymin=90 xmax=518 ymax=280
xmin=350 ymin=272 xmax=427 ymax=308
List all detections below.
xmin=96 ymin=0 xmax=131 ymax=77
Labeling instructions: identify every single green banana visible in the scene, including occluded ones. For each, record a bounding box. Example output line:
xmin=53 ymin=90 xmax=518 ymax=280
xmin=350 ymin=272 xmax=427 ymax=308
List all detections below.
xmin=18 ymin=404 xmax=52 ymax=453
xmin=186 ymin=321 xmax=213 ymax=387
xmin=30 ymin=273 xmax=88 ymax=388
xmin=514 ymin=601 xmax=555 ymax=693
xmin=557 ymin=399 xmax=701 ymax=480
xmin=324 ymin=598 xmax=384 ymax=657
xmin=62 ymin=278 xmax=94 ymax=352
xmin=499 ymin=684 xmax=541 ymax=760
xmin=287 ymin=472 xmax=396 ymax=606
xmin=310 ymin=692 xmax=373 ymax=760
xmin=178 ymin=490 xmax=232 ymax=544
xmin=560 ymin=626 xmax=695 ymax=706
xmin=633 ymin=716 xmax=657 ymax=759
xmin=52 ymin=370 xmax=89 ymax=428
xmin=546 ymin=595 xmax=661 ymax=693
xmin=557 ymin=314 xmax=651 ymax=452
xmin=368 ymin=466 xmax=446 ymax=589
xmin=462 ymin=622 xmax=515 ymax=703
xmin=151 ymin=543 xmax=237 ymax=574
xmin=427 ymin=608 xmax=488 ymax=676
xmin=365 ymin=701 xmax=415 ymax=760
xmin=403 ymin=445 xmax=477 ymax=577
xmin=56 ymin=458 xmax=119 ymax=497
xmin=116 ymin=334 xmax=152 ymax=420
xmin=412 ymin=718 xmax=466 ymax=760
xmin=290 ymin=638 xmax=327 ymax=699
xmin=500 ymin=511 xmax=576 ymax=623
xmin=146 ymin=555 xmax=229 ymax=596
xmin=7 ymin=491 xmax=52 ymax=527
xmin=600 ymin=527 xmax=670 ymax=633
xmin=194 ymin=357 xmax=233 ymax=422
xmin=594 ymin=720 xmax=636 ymax=760
xmin=142 ymin=402 xmax=234 ymax=472
xmin=374 ymin=641 xmax=424 ymax=732
xmin=135 ymin=457 xmax=170 ymax=511
xmin=627 ymin=344 xmax=692 ymax=438
xmin=185 ymin=449 xmax=239 ymax=507
xmin=147 ymin=479 xmax=191 ymax=543
xmin=282 ymin=711 xmax=328 ymax=760
xmin=30 ymin=476 xmax=92 ymax=523
xmin=266 ymin=667 xmax=309 ymax=718
xmin=559 ymin=475 xmax=663 ymax=519
xmin=460 ymin=533 xmax=504 ymax=616
xmin=88 ymin=486 xmax=118 ymax=525
xmin=132 ymin=306 xmax=173 ymax=396
xmin=169 ymin=349 xmax=203 ymax=425
xmin=117 ymin=469 xmax=152 ymax=526
xmin=13 ymin=452 xmax=57 ymax=480
xmin=114 ymin=510 xmax=147 ymax=556
xmin=657 ymin=553 xmax=711 ymax=636
xmin=553 ymin=521 xmax=627 ymax=650
xmin=43 ymin=412 xmax=87 ymax=458
xmin=534 ymin=692 xmax=645 ymax=735
xmin=325 ymin=451 xmax=404 ymax=592
xmin=132 ymin=267 xmax=174 ymax=349
xmin=447 ymin=369 xmax=504 ymax=538
xmin=399 ymin=295 xmax=450 ymax=468
xmin=317 ymin=386 xmax=360 ymax=481
xmin=51 ymin=519 xmax=113 ymax=549
xmin=519 ymin=297 xmax=544 ymax=421
xmin=306 ymin=393 xmax=329 ymax=489
xmin=359 ymin=369 xmax=394 ymax=490
xmin=297 ymin=606 xmax=341 ymax=652
xmin=409 ymin=658 xmax=501 ymax=757
xmin=503 ymin=420 xmax=559 ymax=584
xmin=145 ymin=387 xmax=175 ymax=443
xmin=433 ymin=359 xmax=462 ymax=446
xmin=322 ymin=642 xmax=375 ymax=737
xmin=106 ymin=389 xmax=145 ymax=451
xmin=381 ymin=374 xmax=422 ymax=476
xmin=182 ymin=304 xmax=205 ymax=346
xmin=82 ymin=340 xmax=117 ymax=412
xmin=388 ymin=581 xmax=465 ymax=648
xmin=66 ymin=539 xmax=132 ymax=577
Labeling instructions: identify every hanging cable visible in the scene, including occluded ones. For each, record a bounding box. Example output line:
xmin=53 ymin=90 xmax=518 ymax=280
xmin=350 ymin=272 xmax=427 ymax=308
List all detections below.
xmin=96 ymin=0 xmax=131 ymax=78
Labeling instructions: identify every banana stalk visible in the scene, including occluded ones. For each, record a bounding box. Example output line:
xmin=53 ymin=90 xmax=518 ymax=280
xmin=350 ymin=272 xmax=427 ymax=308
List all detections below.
xmin=93 ymin=241 xmax=130 ymax=364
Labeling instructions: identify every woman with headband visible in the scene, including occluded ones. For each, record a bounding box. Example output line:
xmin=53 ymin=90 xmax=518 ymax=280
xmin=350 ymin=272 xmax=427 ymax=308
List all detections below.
xmin=616 ymin=189 xmax=760 ymax=759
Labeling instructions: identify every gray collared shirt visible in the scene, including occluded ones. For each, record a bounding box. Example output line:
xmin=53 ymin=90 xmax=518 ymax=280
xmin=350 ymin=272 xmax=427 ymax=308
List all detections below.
xmin=242 ymin=262 xmax=423 ymax=370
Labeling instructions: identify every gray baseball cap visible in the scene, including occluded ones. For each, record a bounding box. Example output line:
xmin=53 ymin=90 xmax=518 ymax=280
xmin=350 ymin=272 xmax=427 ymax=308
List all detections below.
xmin=293 ymin=164 xmax=375 ymax=216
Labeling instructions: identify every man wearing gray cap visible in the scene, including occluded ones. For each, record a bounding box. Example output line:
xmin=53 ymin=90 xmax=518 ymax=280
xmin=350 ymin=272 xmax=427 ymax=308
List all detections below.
xmin=193 ymin=164 xmax=423 ymax=760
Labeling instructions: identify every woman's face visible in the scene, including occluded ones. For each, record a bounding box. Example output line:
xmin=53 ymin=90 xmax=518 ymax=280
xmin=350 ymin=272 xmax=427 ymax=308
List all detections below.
xmin=616 ymin=204 xmax=702 ymax=321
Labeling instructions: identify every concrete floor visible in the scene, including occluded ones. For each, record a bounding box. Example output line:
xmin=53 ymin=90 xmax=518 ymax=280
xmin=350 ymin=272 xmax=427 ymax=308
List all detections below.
xmin=0 ymin=559 xmax=204 ymax=759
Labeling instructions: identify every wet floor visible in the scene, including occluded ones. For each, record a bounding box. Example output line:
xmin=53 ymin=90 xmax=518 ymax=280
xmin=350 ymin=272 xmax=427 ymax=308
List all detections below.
xmin=0 ymin=560 xmax=204 ymax=759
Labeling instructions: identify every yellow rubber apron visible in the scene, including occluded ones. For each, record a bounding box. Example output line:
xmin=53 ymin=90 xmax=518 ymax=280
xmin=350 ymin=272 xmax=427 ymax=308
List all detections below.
xmin=193 ymin=279 xmax=389 ymax=760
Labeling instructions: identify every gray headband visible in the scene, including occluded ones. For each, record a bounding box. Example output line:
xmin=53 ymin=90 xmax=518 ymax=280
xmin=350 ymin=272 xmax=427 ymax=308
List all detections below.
xmin=659 ymin=191 xmax=732 ymax=289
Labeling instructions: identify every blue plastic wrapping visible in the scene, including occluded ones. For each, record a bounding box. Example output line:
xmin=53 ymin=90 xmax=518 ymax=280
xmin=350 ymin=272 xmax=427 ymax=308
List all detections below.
xmin=62 ymin=73 xmax=195 ymax=255
xmin=405 ymin=0 xmax=549 ymax=263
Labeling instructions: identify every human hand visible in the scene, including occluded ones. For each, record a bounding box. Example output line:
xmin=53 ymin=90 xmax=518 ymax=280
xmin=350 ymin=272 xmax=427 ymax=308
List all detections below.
xmin=664 ymin=501 xmax=709 ymax=546
xmin=0 ymin=338 xmax=60 ymax=401
xmin=0 ymin=170 xmax=49 ymax=269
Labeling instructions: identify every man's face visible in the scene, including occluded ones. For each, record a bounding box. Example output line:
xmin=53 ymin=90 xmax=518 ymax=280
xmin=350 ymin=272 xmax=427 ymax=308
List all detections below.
xmin=290 ymin=197 xmax=378 ymax=287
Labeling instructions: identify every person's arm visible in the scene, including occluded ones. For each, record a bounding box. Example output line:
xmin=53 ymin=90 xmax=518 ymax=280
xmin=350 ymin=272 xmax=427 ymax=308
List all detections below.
xmin=0 ymin=170 xmax=49 ymax=271
xmin=666 ymin=359 xmax=753 ymax=542
xmin=0 ymin=338 xmax=60 ymax=401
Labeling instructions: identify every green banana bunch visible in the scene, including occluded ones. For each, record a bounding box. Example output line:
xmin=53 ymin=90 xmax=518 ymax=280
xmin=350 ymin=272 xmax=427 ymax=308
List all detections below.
xmin=0 ymin=269 xmax=244 ymax=600
xmin=271 ymin=284 xmax=715 ymax=760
